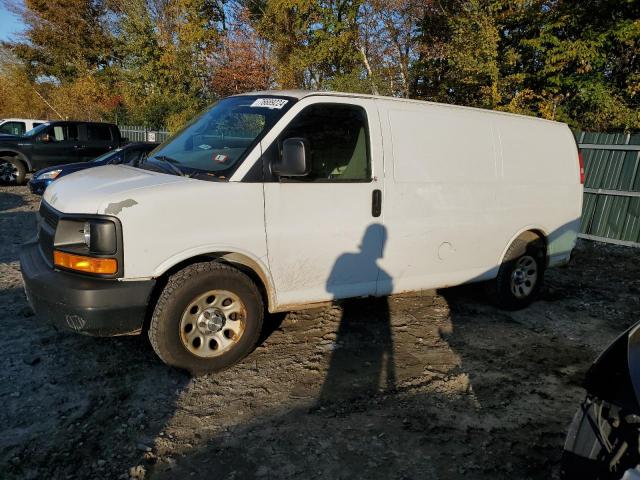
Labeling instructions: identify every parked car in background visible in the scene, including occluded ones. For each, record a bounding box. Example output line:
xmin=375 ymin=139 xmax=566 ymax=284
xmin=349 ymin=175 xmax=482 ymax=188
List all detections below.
xmin=0 ymin=118 xmax=47 ymax=136
xmin=20 ymin=91 xmax=583 ymax=375
xmin=562 ymin=320 xmax=640 ymax=479
xmin=0 ymin=121 xmax=126 ymax=185
xmin=28 ymin=142 xmax=158 ymax=195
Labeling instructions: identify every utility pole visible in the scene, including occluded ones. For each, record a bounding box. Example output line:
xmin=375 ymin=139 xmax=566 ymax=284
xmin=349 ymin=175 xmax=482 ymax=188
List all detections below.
xmin=32 ymin=86 xmax=64 ymax=120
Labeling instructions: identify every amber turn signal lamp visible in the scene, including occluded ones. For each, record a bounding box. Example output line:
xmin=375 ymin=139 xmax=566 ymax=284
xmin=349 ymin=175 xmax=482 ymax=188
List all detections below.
xmin=53 ymin=250 xmax=117 ymax=275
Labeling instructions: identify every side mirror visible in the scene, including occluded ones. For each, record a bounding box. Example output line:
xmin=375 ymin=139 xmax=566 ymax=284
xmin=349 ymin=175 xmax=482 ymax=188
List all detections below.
xmin=272 ymin=138 xmax=310 ymax=177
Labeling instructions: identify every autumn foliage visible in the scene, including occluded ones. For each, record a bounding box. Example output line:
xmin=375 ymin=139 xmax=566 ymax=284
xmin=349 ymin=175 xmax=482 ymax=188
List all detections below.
xmin=0 ymin=0 xmax=638 ymax=132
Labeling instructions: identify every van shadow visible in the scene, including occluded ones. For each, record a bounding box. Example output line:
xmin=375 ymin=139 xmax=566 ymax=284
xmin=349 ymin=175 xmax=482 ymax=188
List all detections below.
xmin=0 ymin=281 xmax=191 ymax=480
xmin=0 ymin=191 xmax=26 ymax=211
xmin=0 ymin=191 xmax=37 ymax=263
xmin=145 ymin=222 xmax=614 ymax=479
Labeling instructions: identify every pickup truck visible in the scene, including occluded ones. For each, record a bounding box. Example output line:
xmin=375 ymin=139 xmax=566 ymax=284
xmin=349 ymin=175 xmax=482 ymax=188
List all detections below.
xmin=0 ymin=118 xmax=47 ymax=136
xmin=0 ymin=121 xmax=125 ymax=185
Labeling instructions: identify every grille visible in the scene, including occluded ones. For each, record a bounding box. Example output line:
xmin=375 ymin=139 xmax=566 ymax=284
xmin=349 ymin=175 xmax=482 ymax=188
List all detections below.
xmin=38 ymin=201 xmax=58 ymax=265
xmin=39 ymin=201 xmax=59 ymax=229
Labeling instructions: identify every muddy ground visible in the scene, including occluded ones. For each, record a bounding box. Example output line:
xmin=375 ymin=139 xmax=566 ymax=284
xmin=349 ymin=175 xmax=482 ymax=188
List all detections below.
xmin=1 ymin=184 xmax=639 ymax=480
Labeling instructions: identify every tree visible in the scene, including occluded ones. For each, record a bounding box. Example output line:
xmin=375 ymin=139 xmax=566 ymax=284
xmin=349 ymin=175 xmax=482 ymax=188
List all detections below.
xmin=497 ymin=0 xmax=640 ymax=129
xmin=113 ymin=0 xmax=226 ymax=129
xmin=247 ymin=0 xmax=364 ymax=89
xmin=209 ymin=4 xmax=275 ymax=97
xmin=3 ymin=0 xmax=115 ymax=82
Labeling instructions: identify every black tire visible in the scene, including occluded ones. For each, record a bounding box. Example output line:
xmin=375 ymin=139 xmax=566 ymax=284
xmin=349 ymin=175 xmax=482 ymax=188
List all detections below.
xmin=488 ymin=231 xmax=545 ymax=310
xmin=0 ymin=156 xmax=27 ymax=185
xmin=148 ymin=261 xmax=264 ymax=375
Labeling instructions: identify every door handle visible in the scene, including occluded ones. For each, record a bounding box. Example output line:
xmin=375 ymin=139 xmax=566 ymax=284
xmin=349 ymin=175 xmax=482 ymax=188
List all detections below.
xmin=372 ymin=189 xmax=382 ymax=217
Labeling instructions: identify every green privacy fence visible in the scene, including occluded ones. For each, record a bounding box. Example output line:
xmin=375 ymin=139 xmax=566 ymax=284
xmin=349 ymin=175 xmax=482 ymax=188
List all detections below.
xmin=577 ymin=131 xmax=640 ymax=247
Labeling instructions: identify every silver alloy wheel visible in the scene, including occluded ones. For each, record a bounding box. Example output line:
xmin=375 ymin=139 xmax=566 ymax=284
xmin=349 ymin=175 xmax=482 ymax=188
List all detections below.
xmin=510 ymin=255 xmax=538 ymax=299
xmin=0 ymin=160 xmax=18 ymax=183
xmin=179 ymin=289 xmax=246 ymax=358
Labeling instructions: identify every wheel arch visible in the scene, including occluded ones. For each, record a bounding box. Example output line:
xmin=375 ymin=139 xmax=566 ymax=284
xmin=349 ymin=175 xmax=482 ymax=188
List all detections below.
xmin=0 ymin=149 xmax=32 ymax=171
xmin=150 ymin=250 xmax=277 ymax=314
xmin=498 ymin=226 xmax=549 ymax=268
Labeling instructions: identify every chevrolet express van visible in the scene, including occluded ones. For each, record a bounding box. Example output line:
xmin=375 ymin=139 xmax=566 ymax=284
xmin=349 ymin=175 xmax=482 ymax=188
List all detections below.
xmin=20 ymin=91 xmax=583 ymax=374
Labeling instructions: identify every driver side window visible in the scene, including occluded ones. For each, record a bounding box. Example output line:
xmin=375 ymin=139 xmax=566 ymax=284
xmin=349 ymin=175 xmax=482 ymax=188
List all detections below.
xmin=276 ymin=104 xmax=371 ymax=182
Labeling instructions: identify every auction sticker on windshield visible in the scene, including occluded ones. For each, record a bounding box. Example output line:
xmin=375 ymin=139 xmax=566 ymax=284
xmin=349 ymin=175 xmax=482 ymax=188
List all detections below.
xmin=250 ymin=98 xmax=289 ymax=109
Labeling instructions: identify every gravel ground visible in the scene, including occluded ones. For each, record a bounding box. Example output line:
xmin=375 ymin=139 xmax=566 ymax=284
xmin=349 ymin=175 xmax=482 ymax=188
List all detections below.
xmin=1 ymin=185 xmax=639 ymax=480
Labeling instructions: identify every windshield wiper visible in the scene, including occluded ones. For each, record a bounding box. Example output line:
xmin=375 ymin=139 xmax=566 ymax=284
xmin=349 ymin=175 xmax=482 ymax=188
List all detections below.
xmin=153 ymin=155 xmax=187 ymax=177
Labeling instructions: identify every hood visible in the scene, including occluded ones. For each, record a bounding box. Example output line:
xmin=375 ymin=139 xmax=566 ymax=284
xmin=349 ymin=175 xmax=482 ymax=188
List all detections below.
xmin=34 ymin=161 xmax=93 ymax=177
xmin=0 ymin=134 xmax=22 ymax=141
xmin=43 ymin=164 xmax=190 ymax=214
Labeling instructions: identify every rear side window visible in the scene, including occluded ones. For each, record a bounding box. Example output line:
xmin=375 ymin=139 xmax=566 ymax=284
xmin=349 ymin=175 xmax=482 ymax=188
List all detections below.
xmin=277 ymin=104 xmax=370 ymax=182
xmin=46 ymin=124 xmax=78 ymax=142
xmin=87 ymin=124 xmax=112 ymax=141
xmin=0 ymin=121 xmax=26 ymax=135
xmin=67 ymin=125 xmax=79 ymax=140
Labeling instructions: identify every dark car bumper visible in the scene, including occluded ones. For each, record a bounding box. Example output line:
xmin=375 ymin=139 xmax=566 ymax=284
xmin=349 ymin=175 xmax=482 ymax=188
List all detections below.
xmin=20 ymin=240 xmax=155 ymax=336
xmin=27 ymin=178 xmax=49 ymax=195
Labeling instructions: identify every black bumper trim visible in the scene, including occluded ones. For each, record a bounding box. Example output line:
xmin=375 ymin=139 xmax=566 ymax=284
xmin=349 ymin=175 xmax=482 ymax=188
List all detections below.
xmin=20 ymin=240 xmax=155 ymax=336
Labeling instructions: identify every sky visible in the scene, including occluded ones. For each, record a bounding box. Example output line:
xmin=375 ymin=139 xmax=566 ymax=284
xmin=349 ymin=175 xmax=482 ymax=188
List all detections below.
xmin=0 ymin=3 xmax=24 ymax=42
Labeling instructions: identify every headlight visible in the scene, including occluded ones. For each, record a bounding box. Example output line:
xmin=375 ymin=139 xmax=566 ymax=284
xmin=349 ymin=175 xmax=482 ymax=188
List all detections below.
xmin=37 ymin=169 xmax=62 ymax=180
xmin=82 ymin=219 xmax=118 ymax=254
xmin=50 ymin=214 xmax=121 ymax=277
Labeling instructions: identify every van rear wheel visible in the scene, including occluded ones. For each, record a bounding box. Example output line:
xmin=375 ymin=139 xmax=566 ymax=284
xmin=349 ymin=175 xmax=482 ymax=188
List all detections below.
xmin=488 ymin=232 xmax=545 ymax=310
xmin=148 ymin=261 xmax=264 ymax=375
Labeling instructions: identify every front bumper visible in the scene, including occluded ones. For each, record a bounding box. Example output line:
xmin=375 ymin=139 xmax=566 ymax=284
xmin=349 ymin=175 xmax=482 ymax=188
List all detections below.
xmin=27 ymin=178 xmax=48 ymax=195
xmin=20 ymin=240 xmax=155 ymax=336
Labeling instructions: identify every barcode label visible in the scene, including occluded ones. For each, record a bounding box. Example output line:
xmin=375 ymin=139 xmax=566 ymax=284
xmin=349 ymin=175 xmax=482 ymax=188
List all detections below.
xmin=250 ymin=98 xmax=289 ymax=109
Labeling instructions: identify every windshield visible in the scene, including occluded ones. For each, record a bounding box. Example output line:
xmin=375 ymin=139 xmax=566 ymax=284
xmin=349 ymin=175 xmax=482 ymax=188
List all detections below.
xmin=24 ymin=123 xmax=50 ymax=137
xmin=91 ymin=148 xmax=121 ymax=163
xmin=146 ymin=95 xmax=295 ymax=179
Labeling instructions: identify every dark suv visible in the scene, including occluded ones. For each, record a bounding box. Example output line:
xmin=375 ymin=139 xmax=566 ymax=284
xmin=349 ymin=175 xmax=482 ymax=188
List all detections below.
xmin=0 ymin=121 xmax=125 ymax=185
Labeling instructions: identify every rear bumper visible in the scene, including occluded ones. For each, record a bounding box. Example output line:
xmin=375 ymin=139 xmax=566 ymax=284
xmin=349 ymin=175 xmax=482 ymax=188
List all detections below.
xmin=20 ymin=240 xmax=155 ymax=336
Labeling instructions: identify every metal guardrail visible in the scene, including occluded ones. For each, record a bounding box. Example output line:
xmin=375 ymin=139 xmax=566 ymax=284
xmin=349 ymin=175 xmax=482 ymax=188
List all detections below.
xmin=118 ymin=126 xmax=170 ymax=143
xmin=579 ymin=144 xmax=640 ymax=151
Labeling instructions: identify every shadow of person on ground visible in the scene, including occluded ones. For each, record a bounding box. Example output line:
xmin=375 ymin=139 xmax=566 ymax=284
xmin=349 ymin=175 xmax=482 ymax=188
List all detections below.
xmin=318 ymin=223 xmax=396 ymax=404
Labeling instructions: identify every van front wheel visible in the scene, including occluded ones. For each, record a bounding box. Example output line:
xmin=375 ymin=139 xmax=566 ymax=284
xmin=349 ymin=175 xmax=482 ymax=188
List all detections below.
xmin=489 ymin=232 xmax=545 ymax=310
xmin=148 ymin=262 xmax=264 ymax=375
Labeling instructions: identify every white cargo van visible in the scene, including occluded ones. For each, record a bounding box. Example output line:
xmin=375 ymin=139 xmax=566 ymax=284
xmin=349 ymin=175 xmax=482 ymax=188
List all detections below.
xmin=21 ymin=91 xmax=583 ymax=374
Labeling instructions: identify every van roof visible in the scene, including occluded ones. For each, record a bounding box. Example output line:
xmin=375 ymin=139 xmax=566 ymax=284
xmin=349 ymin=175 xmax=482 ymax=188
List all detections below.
xmin=241 ymin=90 xmax=567 ymax=126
